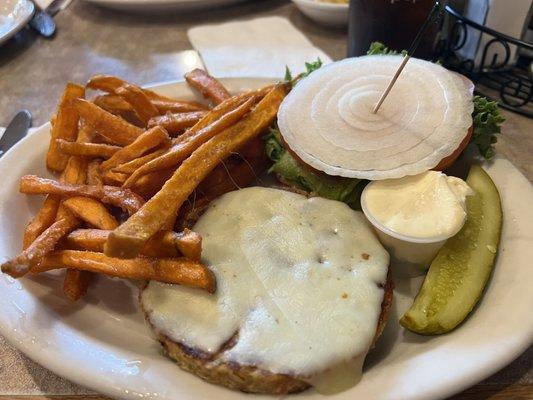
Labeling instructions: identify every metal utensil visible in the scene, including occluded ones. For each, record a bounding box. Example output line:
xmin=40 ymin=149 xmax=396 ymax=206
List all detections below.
xmin=29 ymin=9 xmax=56 ymax=38
xmin=28 ymin=0 xmax=71 ymax=38
xmin=0 ymin=110 xmax=32 ymax=157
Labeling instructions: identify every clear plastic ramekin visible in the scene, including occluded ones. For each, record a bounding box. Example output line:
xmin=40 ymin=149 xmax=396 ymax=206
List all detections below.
xmin=360 ymin=183 xmax=466 ymax=277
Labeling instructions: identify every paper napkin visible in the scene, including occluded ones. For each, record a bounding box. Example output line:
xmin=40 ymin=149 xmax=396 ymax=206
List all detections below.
xmin=187 ymin=16 xmax=332 ymax=78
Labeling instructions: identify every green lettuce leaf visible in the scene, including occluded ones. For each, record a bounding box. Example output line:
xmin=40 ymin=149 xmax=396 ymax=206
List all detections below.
xmin=284 ymin=58 xmax=324 ymax=87
xmin=366 ymin=42 xmax=407 ymax=56
xmin=472 ymin=95 xmax=505 ymax=159
xmin=265 ymin=128 xmax=364 ymax=208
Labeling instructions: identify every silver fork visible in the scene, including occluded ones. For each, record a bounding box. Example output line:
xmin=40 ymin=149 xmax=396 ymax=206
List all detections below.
xmin=29 ymin=0 xmax=73 ymax=38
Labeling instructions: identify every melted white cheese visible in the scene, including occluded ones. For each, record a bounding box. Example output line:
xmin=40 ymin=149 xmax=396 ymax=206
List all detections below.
xmin=142 ymin=187 xmax=389 ymax=391
xmin=363 ymin=171 xmax=473 ymax=239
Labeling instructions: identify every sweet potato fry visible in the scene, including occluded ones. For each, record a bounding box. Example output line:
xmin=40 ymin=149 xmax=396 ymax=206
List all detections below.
xmin=52 ymin=206 xmax=83 ymax=300
xmin=34 ymin=250 xmax=216 ymax=292
xmin=147 ymin=111 xmax=207 ymax=136
xmin=59 ymin=122 xmax=94 ymax=186
xmin=61 ymin=147 xmax=94 ymax=301
xmin=197 ymin=150 xmax=269 ymax=199
xmin=170 ymin=88 xmax=266 ymax=141
xmin=129 ymin=168 xmax=174 ymax=200
xmin=56 ymin=204 xmax=77 ymax=220
xmin=100 ymin=126 xmax=170 ymax=171
xmin=140 ymin=229 xmax=202 ymax=259
xmin=63 ymin=270 xmax=93 ymax=301
xmin=75 ymin=121 xmax=97 ymax=143
xmin=176 ymin=88 xmax=268 ymax=140
xmin=101 ymin=170 xmax=128 ymax=186
xmin=169 ymin=228 xmax=202 ymax=261
xmin=185 ymin=69 xmax=231 ymax=105
xmin=105 ymin=84 xmax=287 ymax=258
xmin=23 ymin=196 xmax=60 ymax=249
xmin=56 ymin=139 xmax=121 ymax=159
xmin=177 ymin=196 xmax=211 ymax=231
xmin=63 ymin=228 xmax=111 ymax=252
xmin=87 ymin=159 xmax=103 ymax=186
xmin=75 ymin=99 xmax=143 ymax=145
xmin=237 ymin=134 xmax=268 ymax=160
xmin=23 ymin=117 xmax=89 ymax=248
xmin=60 ymin=156 xmax=87 ymax=186
xmin=204 ymin=162 xmax=264 ymax=198
xmin=93 ymin=95 xmax=142 ymax=127
xmin=20 ymin=175 xmax=144 ymax=214
xmin=92 ymin=94 xmax=140 ymax=128
xmin=93 ymin=94 xmax=134 ymax=115
xmin=115 ymin=83 xmax=159 ymax=125
xmin=151 ymin=99 xmax=208 ymax=114
xmin=111 ymin=148 xmax=168 ymax=174
xmin=87 ymin=75 xmax=183 ymax=103
xmin=124 ymin=97 xmax=256 ymax=188
xmin=46 ymin=83 xmax=85 ymax=172
xmin=87 ymin=75 xmax=129 ymax=94
xmin=57 ymin=123 xmax=94 ymax=299
xmin=64 ymin=228 xmax=202 ymax=260
xmin=63 ymin=197 xmax=119 ymax=230
xmin=1 ymin=215 xmax=79 ymax=278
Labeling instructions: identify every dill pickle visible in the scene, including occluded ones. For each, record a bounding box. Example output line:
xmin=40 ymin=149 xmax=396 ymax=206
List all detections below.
xmin=400 ymin=165 xmax=502 ymax=335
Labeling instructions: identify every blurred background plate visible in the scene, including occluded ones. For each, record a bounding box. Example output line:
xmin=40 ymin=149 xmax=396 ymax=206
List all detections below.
xmin=80 ymin=0 xmax=250 ymax=12
xmin=291 ymin=0 xmax=348 ymax=28
xmin=0 ymin=0 xmax=34 ymax=45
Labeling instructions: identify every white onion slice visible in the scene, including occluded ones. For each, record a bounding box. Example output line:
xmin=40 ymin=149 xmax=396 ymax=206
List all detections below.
xmin=277 ymin=56 xmax=473 ymax=180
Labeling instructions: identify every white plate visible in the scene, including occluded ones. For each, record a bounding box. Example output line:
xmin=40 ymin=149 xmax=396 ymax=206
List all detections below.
xmin=81 ymin=0 xmax=249 ymax=12
xmin=0 ymin=78 xmax=532 ymax=400
xmin=291 ymin=0 xmax=348 ymax=28
xmin=0 ymin=0 xmax=34 ymax=45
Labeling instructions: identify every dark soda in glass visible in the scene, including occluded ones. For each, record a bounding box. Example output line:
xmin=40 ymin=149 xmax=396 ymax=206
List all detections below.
xmin=347 ymin=0 xmax=438 ymax=58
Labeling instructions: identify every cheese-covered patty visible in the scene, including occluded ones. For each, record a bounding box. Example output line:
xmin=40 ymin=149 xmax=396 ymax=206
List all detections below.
xmin=142 ymin=187 xmax=389 ymax=389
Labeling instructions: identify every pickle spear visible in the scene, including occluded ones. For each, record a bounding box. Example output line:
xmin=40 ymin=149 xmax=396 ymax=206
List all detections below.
xmin=400 ymin=165 xmax=502 ymax=335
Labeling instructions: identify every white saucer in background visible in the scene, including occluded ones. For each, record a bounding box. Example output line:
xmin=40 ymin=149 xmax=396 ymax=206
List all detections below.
xmin=0 ymin=0 xmax=34 ymax=45
xmin=291 ymin=0 xmax=348 ymax=28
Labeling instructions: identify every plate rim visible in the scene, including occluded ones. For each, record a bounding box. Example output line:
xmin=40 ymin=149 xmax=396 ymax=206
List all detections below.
xmin=0 ymin=0 xmax=35 ymax=45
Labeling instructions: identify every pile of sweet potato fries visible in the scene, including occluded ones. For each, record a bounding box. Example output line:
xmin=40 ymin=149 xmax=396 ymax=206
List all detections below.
xmin=1 ymin=69 xmax=287 ymax=301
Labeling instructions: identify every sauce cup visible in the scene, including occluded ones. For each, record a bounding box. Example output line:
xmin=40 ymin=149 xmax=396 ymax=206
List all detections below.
xmin=360 ymin=185 xmax=466 ymax=277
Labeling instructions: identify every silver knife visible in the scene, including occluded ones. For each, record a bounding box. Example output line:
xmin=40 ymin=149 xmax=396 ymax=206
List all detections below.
xmin=0 ymin=111 xmax=32 ymax=157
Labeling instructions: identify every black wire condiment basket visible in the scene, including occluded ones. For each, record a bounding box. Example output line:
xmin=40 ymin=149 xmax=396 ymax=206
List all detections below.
xmin=436 ymin=5 xmax=533 ymax=118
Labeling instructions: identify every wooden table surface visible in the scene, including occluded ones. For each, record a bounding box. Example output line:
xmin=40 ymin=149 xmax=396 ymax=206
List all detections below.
xmin=0 ymin=0 xmax=531 ymax=399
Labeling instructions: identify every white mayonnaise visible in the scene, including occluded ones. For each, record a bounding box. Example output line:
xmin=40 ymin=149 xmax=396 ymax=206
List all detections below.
xmin=142 ymin=187 xmax=389 ymax=392
xmin=363 ymin=171 xmax=473 ymax=240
